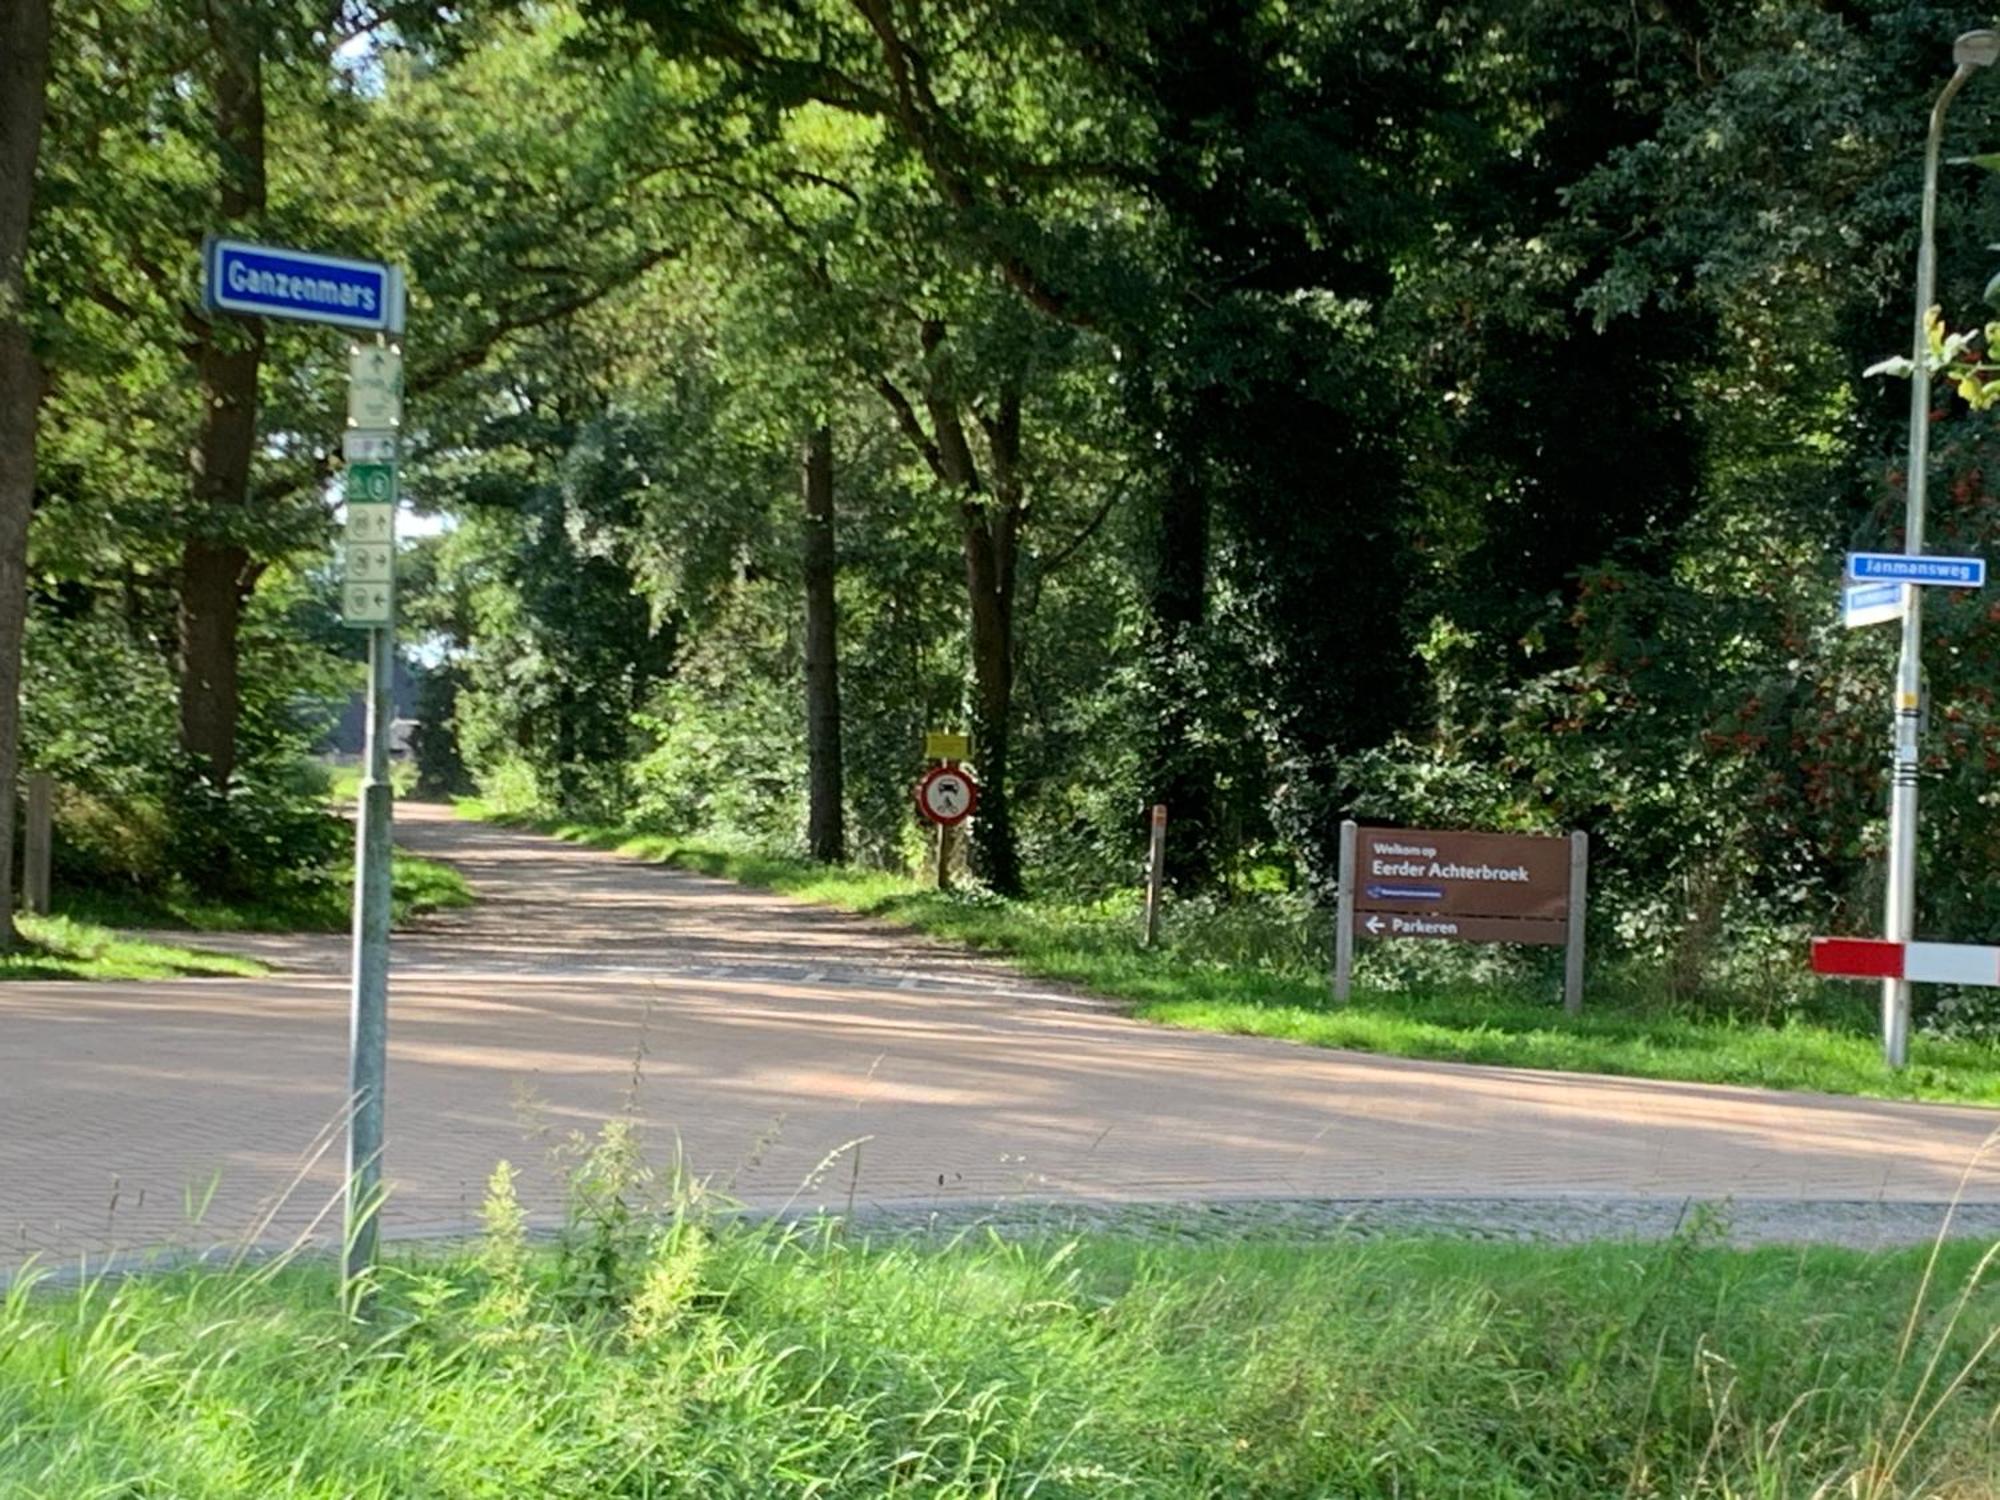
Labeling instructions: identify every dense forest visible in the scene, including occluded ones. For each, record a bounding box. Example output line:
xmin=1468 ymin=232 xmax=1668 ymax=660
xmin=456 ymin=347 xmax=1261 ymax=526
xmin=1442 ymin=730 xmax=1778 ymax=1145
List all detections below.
xmin=9 ymin=0 xmax=2000 ymax=994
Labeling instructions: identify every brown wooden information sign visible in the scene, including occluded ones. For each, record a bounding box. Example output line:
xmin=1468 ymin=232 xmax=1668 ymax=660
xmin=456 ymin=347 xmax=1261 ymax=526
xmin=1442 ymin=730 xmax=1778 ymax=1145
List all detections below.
xmin=1334 ymin=822 xmax=1590 ymax=1012
xmin=1353 ymin=826 xmax=1570 ymax=935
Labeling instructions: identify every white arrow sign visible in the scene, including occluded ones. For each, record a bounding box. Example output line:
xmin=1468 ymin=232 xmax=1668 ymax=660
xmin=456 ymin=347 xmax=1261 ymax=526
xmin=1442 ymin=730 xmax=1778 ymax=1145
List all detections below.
xmin=1364 ymin=915 xmax=1385 ymax=934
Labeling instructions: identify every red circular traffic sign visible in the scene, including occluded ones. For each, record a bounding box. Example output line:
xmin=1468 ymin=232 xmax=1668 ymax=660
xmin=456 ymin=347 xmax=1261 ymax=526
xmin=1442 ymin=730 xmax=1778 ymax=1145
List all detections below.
xmin=915 ymin=765 xmax=979 ymax=826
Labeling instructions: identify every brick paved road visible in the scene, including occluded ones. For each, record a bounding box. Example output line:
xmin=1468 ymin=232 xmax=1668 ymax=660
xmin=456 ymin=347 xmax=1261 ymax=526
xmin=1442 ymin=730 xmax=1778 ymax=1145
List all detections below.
xmin=7 ymin=802 xmax=2000 ymax=1270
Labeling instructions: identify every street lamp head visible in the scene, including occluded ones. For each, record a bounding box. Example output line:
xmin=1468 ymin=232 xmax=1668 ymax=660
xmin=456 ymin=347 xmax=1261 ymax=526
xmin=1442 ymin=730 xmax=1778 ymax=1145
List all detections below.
xmin=1955 ymin=30 xmax=2000 ymax=68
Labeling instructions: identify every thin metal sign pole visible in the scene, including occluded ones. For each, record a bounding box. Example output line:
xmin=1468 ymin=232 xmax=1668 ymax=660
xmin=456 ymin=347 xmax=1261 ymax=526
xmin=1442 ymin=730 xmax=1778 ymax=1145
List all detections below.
xmin=1884 ymin=54 xmax=1984 ymax=1070
xmin=345 ymin=612 xmax=393 ymax=1305
xmin=344 ymin=395 xmax=398 ymax=1312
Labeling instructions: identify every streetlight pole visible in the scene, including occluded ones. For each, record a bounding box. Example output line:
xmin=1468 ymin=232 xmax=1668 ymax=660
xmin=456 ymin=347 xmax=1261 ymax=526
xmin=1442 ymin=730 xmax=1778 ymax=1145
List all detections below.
xmin=1882 ymin=30 xmax=2000 ymax=1069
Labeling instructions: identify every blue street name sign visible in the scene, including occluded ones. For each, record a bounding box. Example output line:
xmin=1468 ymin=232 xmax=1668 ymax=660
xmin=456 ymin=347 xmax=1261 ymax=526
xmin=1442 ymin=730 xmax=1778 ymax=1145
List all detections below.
xmin=1842 ymin=580 xmax=1907 ymax=629
xmin=203 ymin=238 xmax=405 ymax=332
xmin=1847 ymin=551 xmax=1988 ymax=589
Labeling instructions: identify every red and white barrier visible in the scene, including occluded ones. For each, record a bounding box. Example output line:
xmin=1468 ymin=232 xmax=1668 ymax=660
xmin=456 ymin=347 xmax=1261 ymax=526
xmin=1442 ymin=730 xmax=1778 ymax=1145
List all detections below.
xmin=1810 ymin=936 xmax=2000 ymax=986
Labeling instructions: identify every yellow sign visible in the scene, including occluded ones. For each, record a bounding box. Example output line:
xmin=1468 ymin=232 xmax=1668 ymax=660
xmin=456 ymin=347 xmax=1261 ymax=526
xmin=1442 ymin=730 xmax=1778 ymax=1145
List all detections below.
xmin=925 ymin=731 xmax=970 ymax=761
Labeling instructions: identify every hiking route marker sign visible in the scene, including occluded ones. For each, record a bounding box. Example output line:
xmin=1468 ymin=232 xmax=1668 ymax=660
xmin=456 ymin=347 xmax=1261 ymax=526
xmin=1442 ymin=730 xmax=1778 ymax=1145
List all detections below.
xmin=1333 ymin=823 xmax=1589 ymax=1013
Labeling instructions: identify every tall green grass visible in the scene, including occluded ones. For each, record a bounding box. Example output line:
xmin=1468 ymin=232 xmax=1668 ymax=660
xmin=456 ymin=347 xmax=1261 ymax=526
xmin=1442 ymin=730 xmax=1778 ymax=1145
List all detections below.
xmin=459 ymin=803 xmax=2000 ymax=1106
xmin=5 ymin=1124 xmax=2000 ymax=1496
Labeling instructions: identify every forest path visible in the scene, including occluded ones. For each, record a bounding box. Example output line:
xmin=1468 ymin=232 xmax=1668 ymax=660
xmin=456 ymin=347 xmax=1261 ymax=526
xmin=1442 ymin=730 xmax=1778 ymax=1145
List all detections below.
xmin=8 ymin=802 xmax=2000 ymax=1272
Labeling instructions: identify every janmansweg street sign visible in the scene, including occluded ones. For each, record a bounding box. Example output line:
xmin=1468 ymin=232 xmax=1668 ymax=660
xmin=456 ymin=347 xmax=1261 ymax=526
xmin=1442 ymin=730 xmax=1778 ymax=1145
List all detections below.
xmin=1843 ymin=579 xmax=1908 ymax=629
xmin=1847 ymin=551 xmax=1988 ymax=589
xmin=203 ymin=237 xmax=406 ymax=333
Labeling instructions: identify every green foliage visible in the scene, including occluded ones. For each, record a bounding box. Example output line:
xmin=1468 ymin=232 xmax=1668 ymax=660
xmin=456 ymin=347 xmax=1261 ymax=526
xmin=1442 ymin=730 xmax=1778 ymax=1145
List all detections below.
xmin=58 ymin=853 xmax=472 ymax=935
xmin=7 ymin=1156 xmax=2000 ymax=1493
xmin=29 ymin=0 xmax=2000 ymax=985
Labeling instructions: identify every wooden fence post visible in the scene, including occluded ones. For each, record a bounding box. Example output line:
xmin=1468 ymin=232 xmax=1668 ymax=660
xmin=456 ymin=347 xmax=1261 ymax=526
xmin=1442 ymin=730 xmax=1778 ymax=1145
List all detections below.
xmin=1563 ymin=830 xmax=1589 ymax=1015
xmin=1142 ymin=804 xmax=1167 ymax=947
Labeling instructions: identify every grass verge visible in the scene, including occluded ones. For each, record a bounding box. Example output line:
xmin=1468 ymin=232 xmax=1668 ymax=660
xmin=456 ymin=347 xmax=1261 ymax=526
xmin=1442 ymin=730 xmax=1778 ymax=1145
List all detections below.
xmin=0 ymin=913 xmax=266 ymax=981
xmin=461 ymin=802 xmax=2000 ymax=1107
xmin=57 ymin=852 xmax=475 ymax=936
xmin=5 ymin=1166 xmax=1998 ymax=1495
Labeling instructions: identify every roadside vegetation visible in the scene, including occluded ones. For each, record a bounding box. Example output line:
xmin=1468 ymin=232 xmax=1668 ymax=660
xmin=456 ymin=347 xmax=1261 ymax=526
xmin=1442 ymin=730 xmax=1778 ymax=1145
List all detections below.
xmin=0 ymin=913 xmax=264 ymax=981
xmin=467 ymin=804 xmax=2000 ymax=1107
xmin=5 ymin=1128 xmax=1999 ymax=1496
xmin=0 ymin=848 xmax=464 ymax=982
xmin=322 ymin=759 xmax=421 ymax=803
xmin=15 ymin=8 xmax=2000 ymax=1081
xmin=58 ymin=851 xmax=473 ymax=937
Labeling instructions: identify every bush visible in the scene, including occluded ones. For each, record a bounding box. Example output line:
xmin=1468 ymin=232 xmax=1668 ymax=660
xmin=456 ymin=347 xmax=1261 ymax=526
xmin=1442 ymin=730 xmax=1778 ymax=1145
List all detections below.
xmin=160 ymin=760 xmax=348 ymax=900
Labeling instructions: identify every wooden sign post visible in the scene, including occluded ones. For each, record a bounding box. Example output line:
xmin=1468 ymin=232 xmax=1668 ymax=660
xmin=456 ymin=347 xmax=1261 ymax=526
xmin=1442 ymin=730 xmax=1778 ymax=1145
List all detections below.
xmin=1142 ymin=804 xmax=1167 ymax=947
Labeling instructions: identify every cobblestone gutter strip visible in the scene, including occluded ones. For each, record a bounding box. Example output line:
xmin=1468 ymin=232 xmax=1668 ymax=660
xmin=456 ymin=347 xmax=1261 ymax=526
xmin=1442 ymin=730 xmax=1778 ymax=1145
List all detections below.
xmin=14 ymin=1195 xmax=2000 ymax=1293
xmin=816 ymin=1195 xmax=2000 ymax=1252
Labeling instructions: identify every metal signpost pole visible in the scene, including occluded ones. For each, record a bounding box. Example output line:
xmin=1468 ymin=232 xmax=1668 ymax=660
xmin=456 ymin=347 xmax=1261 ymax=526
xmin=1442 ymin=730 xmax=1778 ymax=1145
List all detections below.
xmin=1883 ymin=32 xmax=1999 ymax=1069
xmin=1332 ymin=820 xmax=1356 ymax=1003
xmin=346 ymin=592 xmax=393 ymax=1302
xmin=342 ymin=342 xmax=402 ymax=1310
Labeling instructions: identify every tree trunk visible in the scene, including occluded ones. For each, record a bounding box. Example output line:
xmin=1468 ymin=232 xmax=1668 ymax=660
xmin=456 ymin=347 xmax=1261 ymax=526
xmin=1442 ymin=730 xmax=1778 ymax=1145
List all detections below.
xmin=961 ymin=504 xmax=1020 ymax=896
xmin=178 ymin=537 xmax=249 ymax=784
xmin=179 ymin=8 xmax=266 ymax=786
xmin=1149 ymin=423 xmax=1214 ymax=888
xmin=879 ymin=324 xmax=1027 ymax=895
xmin=0 ymin=0 xmax=52 ymax=949
xmin=801 ymin=423 xmax=845 ymax=863
xmin=960 ymin=383 xmax=1024 ymax=898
